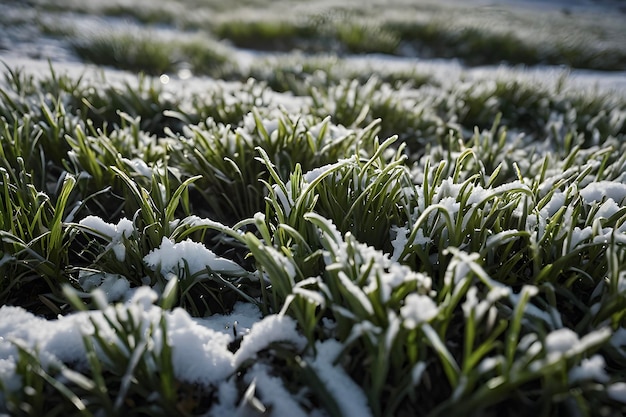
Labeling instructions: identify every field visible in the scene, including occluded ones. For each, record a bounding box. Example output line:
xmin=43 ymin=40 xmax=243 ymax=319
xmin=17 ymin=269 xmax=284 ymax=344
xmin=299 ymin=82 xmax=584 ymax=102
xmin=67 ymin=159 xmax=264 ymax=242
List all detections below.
xmin=1 ymin=0 xmax=626 ymax=416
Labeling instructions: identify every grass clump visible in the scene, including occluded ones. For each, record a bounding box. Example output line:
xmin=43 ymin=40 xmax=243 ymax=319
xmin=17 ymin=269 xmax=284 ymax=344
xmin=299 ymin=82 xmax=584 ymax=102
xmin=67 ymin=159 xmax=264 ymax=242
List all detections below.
xmin=71 ymin=29 xmax=231 ymax=77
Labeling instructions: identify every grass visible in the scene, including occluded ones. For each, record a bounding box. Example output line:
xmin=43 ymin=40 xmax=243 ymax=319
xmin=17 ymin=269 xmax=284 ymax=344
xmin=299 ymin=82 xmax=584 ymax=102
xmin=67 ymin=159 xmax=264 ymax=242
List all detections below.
xmin=70 ymin=29 xmax=232 ymax=77
xmin=1 ymin=2 xmax=626 ymax=415
xmin=1 ymin=57 xmax=625 ymax=416
xmin=14 ymin=0 xmax=626 ymax=72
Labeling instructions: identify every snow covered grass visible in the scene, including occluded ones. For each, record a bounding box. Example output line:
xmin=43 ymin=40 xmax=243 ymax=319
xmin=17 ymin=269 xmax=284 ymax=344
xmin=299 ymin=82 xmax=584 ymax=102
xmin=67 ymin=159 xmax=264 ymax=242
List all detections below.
xmin=1 ymin=58 xmax=625 ymax=416
xmin=15 ymin=0 xmax=626 ymax=71
xmin=1 ymin=12 xmax=626 ymax=417
xmin=69 ymin=28 xmax=233 ymax=77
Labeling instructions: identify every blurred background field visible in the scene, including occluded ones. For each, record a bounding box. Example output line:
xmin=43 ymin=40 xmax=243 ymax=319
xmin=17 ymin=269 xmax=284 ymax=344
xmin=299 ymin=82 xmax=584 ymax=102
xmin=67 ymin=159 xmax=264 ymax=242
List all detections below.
xmin=1 ymin=0 xmax=626 ymax=75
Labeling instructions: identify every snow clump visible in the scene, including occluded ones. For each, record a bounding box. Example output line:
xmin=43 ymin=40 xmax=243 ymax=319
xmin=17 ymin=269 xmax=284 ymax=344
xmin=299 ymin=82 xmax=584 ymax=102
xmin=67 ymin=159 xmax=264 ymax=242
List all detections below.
xmin=400 ymin=294 xmax=438 ymax=328
xmin=144 ymin=236 xmax=247 ymax=278
xmin=79 ymin=215 xmax=134 ymax=261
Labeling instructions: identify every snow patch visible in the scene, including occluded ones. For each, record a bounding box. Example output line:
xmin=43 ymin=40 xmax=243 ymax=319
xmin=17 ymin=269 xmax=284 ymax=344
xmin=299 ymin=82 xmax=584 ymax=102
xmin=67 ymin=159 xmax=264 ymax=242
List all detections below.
xmin=144 ymin=237 xmax=246 ymax=278
xmin=608 ymin=382 xmax=626 ymax=404
xmin=78 ymin=216 xmax=134 ymax=261
xmin=568 ymin=354 xmax=609 ymax=383
xmin=580 ymin=181 xmax=626 ymax=204
xmin=310 ymin=340 xmax=373 ymax=417
xmin=234 ymin=315 xmax=306 ymax=368
xmin=167 ymin=308 xmax=234 ymax=385
xmin=400 ymin=294 xmax=438 ymax=328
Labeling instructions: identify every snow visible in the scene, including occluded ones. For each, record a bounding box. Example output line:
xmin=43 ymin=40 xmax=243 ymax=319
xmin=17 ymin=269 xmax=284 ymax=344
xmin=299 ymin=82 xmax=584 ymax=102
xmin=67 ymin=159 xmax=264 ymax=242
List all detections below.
xmin=274 ymin=159 xmax=347 ymax=216
xmin=545 ymin=327 xmax=579 ymax=354
xmin=123 ymin=157 xmax=154 ymax=178
xmin=608 ymin=382 xmax=626 ymax=404
xmin=310 ymin=340 xmax=374 ymax=417
xmin=78 ymin=216 xmax=134 ymax=262
xmin=580 ymin=181 xmax=626 ymax=205
xmin=202 ymin=302 xmax=263 ymax=339
xmin=0 ymin=288 xmax=315 ymax=409
xmin=78 ymin=271 xmax=131 ymax=302
xmin=400 ymin=293 xmax=438 ymax=329
xmin=467 ymin=181 xmax=530 ymax=205
xmin=390 ymin=225 xmax=410 ymax=261
xmin=338 ymin=271 xmax=375 ymax=315
xmin=244 ymin=364 xmax=309 ymax=417
xmin=544 ymin=327 xmax=612 ymax=363
xmin=596 ymin=198 xmax=623 ymax=220
xmin=568 ymin=354 xmax=609 ymax=383
xmin=462 ymin=286 xmax=510 ymax=323
xmin=569 ymin=226 xmax=593 ymax=250
xmin=166 ymin=308 xmax=234 ymax=385
xmin=541 ymin=191 xmax=567 ymax=218
xmin=208 ymin=379 xmax=239 ymax=417
xmin=144 ymin=236 xmax=247 ymax=278
xmin=233 ymin=314 xmax=306 ymax=368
